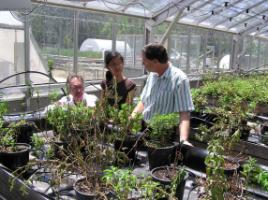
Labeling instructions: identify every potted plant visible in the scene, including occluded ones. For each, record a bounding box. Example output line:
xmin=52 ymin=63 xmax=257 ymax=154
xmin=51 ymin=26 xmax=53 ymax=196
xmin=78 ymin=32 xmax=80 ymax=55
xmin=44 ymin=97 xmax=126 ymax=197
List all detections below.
xmin=146 ymin=113 xmax=179 ymax=170
xmin=150 ymin=165 xmax=188 ymax=200
xmin=0 ymin=103 xmax=31 ymax=171
xmin=47 ymin=103 xmax=94 ymax=159
xmin=103 ymin=166 xmax=164 ymax=200
xmin=106 ymin=103 xmax=143 ymax=165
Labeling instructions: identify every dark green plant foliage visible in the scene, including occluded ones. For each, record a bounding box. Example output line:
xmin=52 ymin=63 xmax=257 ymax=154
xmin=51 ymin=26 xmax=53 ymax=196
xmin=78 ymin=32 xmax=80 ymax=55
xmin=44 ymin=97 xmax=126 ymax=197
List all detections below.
xmin=103 ymin=166 xmax=163 ymax=200
xmin=47 ymin=103 xmax=94 ymax=140
xmin=107 ymin=103 xmax=142 ymax=137
xmin=242 ymin=157 xmax=268 ymax=191
xmin=205 ymin=139 xmax=226 ymax=200
xmin=148 ymin=113 xmax=179 ymax=147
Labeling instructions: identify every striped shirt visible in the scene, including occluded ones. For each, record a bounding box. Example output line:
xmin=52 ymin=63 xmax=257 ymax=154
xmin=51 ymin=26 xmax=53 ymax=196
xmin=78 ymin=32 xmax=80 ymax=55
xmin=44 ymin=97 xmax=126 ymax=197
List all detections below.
xmin=140 ymin=64 xmax=194 ymax=121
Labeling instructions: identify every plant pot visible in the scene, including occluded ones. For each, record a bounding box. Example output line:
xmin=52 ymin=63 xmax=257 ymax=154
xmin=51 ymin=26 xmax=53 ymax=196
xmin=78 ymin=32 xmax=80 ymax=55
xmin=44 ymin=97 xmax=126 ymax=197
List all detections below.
xmin=52 ymin=140 xmax=69 ymax=159
xmin=254 ymin=103 xmax=268 ymax=115
xmin=16 ymin=123 xmax=34 ymax=144
xmin=151 ymin=166 xmax=188 ymax=200
xmin=74 ymin=178 xmax=98 ymax=200
xmin=147 ymin=144 xmax=176 ymax=170
xmin=74 ymin=178 xmax=115 ymax=200
xmin=181 ymin=144 xmax=208 ymax=173
xmin=224 ymin=160 xmax=240 ymax=176
xmin=0 ymin=143 xmax=31 ymax=171
xmin=114 ymin=135 xmax=141 ymax=165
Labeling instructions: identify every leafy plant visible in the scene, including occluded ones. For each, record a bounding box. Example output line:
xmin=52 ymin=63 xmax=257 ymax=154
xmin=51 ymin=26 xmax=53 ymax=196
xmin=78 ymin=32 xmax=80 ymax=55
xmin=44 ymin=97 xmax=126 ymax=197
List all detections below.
xmin=31 ymin=134 xmax=54 ymax=159
xmin=204 ymin=139 xmax=227 ymax=200
xmin=47 ymin=103 xmax=94 ymax=139
xmin=0 ymin=103 xmax=25 ymax=152
xmin=241 ymin=157 xmax=268 ymax=191
xmin=103 ymin=166 xmax=163 ymax=200
xmin=147 ymin=113 xmax=179 ymax=147
xmin=103 ymin=166 xmax=137 ymax=199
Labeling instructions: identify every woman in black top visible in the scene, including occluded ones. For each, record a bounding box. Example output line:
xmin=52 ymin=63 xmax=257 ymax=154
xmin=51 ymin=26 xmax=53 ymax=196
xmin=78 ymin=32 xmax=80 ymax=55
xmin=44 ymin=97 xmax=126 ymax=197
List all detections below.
xmin=101 ymin=50 xmax=136 ymax=108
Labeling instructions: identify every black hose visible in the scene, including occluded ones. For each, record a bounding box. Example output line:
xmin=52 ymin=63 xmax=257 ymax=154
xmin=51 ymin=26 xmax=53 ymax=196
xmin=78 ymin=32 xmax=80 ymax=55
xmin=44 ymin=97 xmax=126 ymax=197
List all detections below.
xmin=0 ymin=71 xmax=66 ymax=96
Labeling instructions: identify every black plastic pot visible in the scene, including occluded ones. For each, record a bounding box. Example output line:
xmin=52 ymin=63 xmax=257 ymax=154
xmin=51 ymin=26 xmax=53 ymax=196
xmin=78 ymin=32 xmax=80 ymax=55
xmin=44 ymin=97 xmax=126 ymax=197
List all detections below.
xmin=181 ymin=144 xmax=208 ymax=173
xmin=147 ymin=144 xmax=176 ymax=170
xmin=52 ymin=140 xmax=69 ymax=159
xmin=223 ymin=160 xmax=240 ymax=176
xmin=114 ymin=133 xmax=144 ymax=164
xmin=151 ymin=166 xmax=188 ymax=200
xmin=0 ymin=143 xmax=31 ymax=171
xmin=16 ymin=123 xmax=34 ymax=144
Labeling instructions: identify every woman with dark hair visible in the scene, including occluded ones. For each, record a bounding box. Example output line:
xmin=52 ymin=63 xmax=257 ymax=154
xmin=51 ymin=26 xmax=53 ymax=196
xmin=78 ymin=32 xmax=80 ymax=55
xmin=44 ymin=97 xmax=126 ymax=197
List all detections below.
xmin=101 ymin=50 xmax=136 ymax=108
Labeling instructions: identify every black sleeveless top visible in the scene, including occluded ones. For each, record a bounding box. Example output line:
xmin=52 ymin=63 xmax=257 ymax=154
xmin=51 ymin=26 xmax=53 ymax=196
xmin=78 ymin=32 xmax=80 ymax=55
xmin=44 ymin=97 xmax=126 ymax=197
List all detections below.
xmin=101 ymin=79 xmax=136 ymax=107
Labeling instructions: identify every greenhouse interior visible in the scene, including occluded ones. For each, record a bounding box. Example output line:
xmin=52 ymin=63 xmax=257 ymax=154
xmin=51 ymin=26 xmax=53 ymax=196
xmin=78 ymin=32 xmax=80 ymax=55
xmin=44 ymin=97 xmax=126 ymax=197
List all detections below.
xmin=2 ymin=0 xmax=268 ymax=199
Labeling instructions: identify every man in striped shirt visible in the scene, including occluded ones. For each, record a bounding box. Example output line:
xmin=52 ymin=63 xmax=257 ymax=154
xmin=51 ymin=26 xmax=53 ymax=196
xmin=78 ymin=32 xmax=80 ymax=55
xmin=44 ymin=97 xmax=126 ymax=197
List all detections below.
xmin=131 ymin=43 xmax=194 ymax=145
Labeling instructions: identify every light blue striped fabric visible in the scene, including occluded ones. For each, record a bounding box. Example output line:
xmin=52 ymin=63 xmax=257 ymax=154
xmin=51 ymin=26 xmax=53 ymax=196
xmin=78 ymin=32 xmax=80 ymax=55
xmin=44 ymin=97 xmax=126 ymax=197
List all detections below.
xmin=141 ymin=64 xmax=194 ymax=121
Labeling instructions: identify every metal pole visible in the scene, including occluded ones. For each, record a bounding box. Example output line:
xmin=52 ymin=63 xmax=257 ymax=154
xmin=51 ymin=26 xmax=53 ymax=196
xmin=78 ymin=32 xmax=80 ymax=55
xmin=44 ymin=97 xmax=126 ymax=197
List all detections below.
xmin=160 ymin=10 xmax=183 ymax=45
xmin=257 ymin=39 xmax=261 ymax=69
xmin=73 ymin=10 xmax=79 ymax=74
xmin=112 ymin=21 xmax=117 ymax=53
xmin=24 ymin=15 xmax=31 ymax=111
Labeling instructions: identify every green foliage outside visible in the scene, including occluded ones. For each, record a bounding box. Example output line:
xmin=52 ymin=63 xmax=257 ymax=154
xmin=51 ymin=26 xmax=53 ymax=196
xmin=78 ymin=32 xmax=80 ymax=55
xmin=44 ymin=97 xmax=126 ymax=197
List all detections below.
xmin=43 ymin=47 xmax=102 ymax=58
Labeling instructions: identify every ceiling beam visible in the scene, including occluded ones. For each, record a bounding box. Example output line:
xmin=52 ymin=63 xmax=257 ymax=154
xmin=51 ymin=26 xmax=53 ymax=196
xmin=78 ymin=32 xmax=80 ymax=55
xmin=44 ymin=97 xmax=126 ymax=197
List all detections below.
xmin=228 ymin=9 xmax=268 ymax=30
xmin=197 ymin=0 xmax=241 ymax=25
xmin=152 ymin=0 xmax=200 ymax=26
xmin=214 ymin=0 xmax=267 ymax=28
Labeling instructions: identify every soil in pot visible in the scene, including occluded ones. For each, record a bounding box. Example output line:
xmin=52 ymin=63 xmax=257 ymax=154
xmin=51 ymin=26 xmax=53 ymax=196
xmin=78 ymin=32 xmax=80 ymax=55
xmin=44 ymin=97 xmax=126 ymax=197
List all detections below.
xmin=74 ymin=178 xmax=114 ymax=200
xmin=151 ymin=166 xmax=188 ymax=200
xmin=0 ymin=143 xmax=31 ymax=171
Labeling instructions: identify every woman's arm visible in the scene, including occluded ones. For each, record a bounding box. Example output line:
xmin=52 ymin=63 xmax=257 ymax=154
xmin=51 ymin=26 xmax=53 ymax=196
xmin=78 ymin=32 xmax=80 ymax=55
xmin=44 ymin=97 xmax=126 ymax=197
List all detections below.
xmin=126 ymin=87 xmax=136 ymax=104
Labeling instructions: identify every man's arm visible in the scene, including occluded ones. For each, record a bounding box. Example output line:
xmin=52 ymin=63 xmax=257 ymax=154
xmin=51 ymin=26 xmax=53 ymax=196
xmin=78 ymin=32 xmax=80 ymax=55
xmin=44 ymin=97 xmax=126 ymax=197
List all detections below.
xmin=131 ymin=101 xmax=144 ymax=118
xmin=179 ymin=111 xmax=191 ymax=145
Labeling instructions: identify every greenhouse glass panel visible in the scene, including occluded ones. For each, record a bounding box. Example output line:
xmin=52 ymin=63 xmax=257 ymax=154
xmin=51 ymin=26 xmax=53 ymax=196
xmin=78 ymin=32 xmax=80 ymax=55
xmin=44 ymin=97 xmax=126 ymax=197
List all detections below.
xmin=259 ymin=40 xmax=267 ymax=68
xmin=249 ymin=38 xmax=259 ymax=69
xmin=30 ymin=5 xmax=74 ymax=82
xmin=77 ymin=11 xmax=112 ymax=81
xmin=0 ymin=12 xmax=25 ymax=88
xmin=0 ymin=28 xmax=25 ymax=87
xmin=241 ymin=37 xmax=252 ymax=70
xmin=115 ymin=15 xmax=145 ymax=77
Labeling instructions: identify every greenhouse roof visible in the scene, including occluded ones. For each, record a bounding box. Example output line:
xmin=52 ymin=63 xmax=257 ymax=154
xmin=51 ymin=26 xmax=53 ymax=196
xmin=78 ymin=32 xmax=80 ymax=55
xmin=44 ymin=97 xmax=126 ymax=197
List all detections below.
xmin=33 ymin=0 xmax=268 ymax=39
